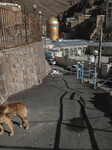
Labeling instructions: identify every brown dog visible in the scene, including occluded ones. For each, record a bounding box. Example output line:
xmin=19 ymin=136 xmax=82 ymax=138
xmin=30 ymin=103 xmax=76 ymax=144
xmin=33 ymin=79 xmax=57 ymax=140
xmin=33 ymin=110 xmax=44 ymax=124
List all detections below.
xmin=0 ymin=102 xmax=29 ymax=136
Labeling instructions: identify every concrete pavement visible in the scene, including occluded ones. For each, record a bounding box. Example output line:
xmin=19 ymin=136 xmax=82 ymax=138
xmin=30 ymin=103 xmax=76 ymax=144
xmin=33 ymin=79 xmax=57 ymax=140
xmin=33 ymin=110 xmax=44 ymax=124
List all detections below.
xmin=0 ymin=74 xmax=112 ymax=150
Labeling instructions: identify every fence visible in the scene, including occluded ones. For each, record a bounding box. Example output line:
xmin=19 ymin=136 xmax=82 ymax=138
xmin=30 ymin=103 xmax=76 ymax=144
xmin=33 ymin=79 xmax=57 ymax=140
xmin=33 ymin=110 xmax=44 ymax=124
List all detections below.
xmin=76 ymin=61 xmax=96 ymax=88
xmin=0 ymin=6 xmax=42 ymax=50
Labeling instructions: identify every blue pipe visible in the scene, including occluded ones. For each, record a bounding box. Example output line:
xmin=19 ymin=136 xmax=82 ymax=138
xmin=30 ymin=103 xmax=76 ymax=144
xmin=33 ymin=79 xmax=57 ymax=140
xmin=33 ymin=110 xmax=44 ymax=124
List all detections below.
xmin=94 ymin=56 xmax=97 ymax=88
xmin=82 ymin=61 xmax=84 ymax=83
xmin=88 ymin=65 xmax=90 ymax=79
xmin=77 ymin=62 xmax=79 ymax=79
xmin=70 ymin=61 xmax=72 ymax=75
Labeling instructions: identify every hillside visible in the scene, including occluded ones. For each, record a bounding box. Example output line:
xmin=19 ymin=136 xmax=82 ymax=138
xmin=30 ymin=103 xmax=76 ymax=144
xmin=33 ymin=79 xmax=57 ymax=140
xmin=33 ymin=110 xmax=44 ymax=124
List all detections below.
xmin=0 ymin=0 xmax=72 ymax=25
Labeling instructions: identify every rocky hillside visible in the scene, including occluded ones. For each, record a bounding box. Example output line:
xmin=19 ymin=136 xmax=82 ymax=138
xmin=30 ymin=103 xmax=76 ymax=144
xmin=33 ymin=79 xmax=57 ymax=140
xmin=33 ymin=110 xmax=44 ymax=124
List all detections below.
xmin=0 ymin=0 xmax=72 ymax=24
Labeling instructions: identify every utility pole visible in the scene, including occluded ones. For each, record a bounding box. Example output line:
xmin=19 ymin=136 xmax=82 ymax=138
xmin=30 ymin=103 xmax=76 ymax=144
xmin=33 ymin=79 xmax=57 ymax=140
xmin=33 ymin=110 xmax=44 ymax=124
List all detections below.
xmin=98 ymin=17 xmax=103 ymax=77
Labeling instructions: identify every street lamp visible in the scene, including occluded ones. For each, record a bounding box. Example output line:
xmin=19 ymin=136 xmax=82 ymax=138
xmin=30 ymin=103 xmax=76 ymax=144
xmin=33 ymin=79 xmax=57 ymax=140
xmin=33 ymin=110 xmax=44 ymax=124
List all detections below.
xmin=33 ymin=5 xmax=37 ymax=18
xmin=93 ymin=50 xmax=98 ymax=89
xmin=93 ymin=50 xmax=98 ymax=58
xmin=38 ymin=11 xmax=42 ymax=41
xmin=39 ymin=11 xmax=42 ymax=20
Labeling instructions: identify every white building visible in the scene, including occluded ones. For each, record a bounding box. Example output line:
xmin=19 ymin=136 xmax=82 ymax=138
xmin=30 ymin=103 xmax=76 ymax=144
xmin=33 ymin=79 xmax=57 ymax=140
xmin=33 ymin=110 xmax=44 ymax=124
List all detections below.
xmin=106 ymin=0 xmax=112 ymax=28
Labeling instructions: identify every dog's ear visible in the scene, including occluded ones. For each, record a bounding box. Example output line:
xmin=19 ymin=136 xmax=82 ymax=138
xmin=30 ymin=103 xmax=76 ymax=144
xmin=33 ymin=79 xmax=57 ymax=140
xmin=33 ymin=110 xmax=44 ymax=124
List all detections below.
xmin=3 ymin=106 xmax=9 ymax=114
xmin=0 ymin=105 xmax=8 ymax=111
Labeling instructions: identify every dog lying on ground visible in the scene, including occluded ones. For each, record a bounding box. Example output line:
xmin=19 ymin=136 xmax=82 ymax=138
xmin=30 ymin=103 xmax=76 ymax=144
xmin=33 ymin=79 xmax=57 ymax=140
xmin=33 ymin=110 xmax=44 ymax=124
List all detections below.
xmin=0 ymin=102 xmax=29 ymax=136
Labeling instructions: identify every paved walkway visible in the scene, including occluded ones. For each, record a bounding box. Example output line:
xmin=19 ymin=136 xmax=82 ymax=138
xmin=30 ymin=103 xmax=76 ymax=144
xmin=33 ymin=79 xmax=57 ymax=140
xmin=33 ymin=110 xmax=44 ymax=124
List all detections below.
xmin=0 ymin=75 xmax=112 ymax=150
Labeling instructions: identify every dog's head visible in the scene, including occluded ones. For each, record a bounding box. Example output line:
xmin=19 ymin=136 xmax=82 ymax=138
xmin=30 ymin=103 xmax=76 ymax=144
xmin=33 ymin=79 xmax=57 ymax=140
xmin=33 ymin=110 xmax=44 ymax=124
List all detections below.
xmin=0 ymin=105 xmax=8 ymax=114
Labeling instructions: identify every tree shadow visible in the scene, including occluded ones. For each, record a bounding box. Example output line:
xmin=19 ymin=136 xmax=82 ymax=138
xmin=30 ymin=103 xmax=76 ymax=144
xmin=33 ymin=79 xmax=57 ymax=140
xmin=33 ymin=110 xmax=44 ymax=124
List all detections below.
xmin=54 ymin=91 xmax=68 ymax=150
xmin=69 ymin=92 xmax=76 ymax=100
xmin=63 ymin=112 xmax=86 ymax=132
xmin=89 ymin=93 xmax=112 ymax=118
xmin=63 ymin=96 xmax=99 ymax=150
xmin=62 ymin=78 xmax=84 ymax=93
xmin=78 ymin=99 xmax=99 ymax=150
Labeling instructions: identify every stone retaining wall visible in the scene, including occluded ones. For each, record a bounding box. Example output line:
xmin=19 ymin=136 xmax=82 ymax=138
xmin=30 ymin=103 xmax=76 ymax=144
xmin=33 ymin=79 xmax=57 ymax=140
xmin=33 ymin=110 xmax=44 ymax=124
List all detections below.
xmin=56 ymin=57 xmax=112 ymax=77
xmin=0 ymin=42 xmax=51 ymax=103
xmin=101 ymin=63 xmax=112 ymax=78
xmin=55 ymin=56 xmax=95 ymax=69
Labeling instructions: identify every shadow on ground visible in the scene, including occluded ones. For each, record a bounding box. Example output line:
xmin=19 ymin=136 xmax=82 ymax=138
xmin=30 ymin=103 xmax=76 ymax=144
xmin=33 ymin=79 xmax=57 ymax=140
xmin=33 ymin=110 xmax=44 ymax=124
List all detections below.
xmin=90 ymin=93 xmax=112 ymax=117
xmin=90 ymin=92 xmax=112 ymax=125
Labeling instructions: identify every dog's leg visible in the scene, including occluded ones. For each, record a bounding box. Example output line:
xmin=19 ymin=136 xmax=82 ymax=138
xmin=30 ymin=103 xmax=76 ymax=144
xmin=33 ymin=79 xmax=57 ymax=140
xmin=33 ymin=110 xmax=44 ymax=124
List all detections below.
xmin=7 ymin=113 xmax=14 ymax=118
xmin=19 ymin=116 xmax=24 ymax=128
xmin=5 ymin=118 xmax=14 ymax=136
xmin=23 ymin=117 xmax=29 ymax=130
xmin=0 ymin=124 xmax=4 ymax=135
xmin=19 ymin=116 xmax=29 ymax=129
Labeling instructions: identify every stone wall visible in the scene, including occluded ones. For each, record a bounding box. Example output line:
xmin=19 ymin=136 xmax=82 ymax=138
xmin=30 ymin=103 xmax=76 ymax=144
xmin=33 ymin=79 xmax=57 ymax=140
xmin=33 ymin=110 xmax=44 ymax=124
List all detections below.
xmin=101 ymin=63 xmax=112 ymax=78
xmin=0 ymin=42 xmax=51 ymax=104
xmin=55 ymin=56 xmax=95 ymax=69
xmin=56 ymin=56 xmax=112 ymax=77
xmin=55 ymin=57 xmax=77 ymax=67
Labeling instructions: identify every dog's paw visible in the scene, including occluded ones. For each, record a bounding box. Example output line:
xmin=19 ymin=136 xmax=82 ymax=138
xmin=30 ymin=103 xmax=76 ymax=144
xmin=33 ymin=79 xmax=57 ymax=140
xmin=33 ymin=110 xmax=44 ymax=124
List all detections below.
xmin=10 ymin=132 xmax=14 ymax=136
xmin=26 ymin=126 xmax=29 ymax=130
xmin=19 ymin=124 xmax=23 ymax=128
xmin=0 ymin=132 xmax=3 ymax=135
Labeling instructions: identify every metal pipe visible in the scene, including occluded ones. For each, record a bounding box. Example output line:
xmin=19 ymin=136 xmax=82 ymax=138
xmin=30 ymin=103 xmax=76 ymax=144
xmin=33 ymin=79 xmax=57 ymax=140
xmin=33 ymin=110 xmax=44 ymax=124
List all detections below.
xmin=88 ymin=63 xmax=91 ymax=79
xmin=82 ymin=61 xmax=84 ymax=83
xmin=77 ymin=61 xmax=79 ymax=79
xmin=94 ymin=56 xmax=97 ymax=89
xmin=71 ymin=64 xmax=72 ymax=75
xmin=80 ymin=65 xmax=81 ymax=79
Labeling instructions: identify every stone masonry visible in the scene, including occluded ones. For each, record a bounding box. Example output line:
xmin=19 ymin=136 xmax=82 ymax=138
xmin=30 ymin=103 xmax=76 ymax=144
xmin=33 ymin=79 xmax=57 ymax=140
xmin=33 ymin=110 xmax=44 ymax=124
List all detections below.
xmin=0 ymin=42 xmax=51 ymax=104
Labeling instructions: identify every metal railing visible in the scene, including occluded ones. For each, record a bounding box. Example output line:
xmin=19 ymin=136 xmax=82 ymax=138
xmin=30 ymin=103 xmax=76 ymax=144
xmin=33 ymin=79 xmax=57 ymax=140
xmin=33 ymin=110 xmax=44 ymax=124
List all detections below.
xmin=0 ymin=6 xmax=41 ymax=50
xmin=97 ymin=78 xmax=112 ymax=88
xmin=76 ymin=61 xmax=96 ymax=88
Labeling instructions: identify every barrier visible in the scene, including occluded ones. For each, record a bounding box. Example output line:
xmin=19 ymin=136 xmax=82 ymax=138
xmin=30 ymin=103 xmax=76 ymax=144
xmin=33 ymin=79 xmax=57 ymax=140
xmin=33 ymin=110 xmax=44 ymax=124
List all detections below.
xmin=76 ymin=60 xmax=97 ymax=88
xmin=97 ymin=78 xmax=112 ymax=88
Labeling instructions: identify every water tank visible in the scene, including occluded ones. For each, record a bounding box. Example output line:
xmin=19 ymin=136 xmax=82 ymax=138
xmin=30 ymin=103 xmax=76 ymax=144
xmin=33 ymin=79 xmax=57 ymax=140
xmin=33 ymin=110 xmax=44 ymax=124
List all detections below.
xmin=46 ymin=16 xmax=59 ymax=40
xmin=45 ymin=52 xmax=55 ymax=59
xmin=88 ymin=55 xmax=94 ymax=63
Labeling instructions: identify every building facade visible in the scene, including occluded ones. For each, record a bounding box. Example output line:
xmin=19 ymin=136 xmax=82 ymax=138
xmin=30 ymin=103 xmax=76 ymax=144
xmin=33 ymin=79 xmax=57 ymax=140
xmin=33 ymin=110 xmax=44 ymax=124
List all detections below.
xmin=106 ymin=0 xmax=112 ymax=28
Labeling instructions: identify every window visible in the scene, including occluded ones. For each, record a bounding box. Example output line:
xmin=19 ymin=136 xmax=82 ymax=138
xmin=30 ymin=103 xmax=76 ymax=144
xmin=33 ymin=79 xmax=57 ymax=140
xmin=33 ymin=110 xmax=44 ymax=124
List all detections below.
xmin=108 ymin=9 xmax=111 ymax=13
xmin=108 ymin=14 xmax=111 ymax=18
xmin=108 ymin=3 xmax=112 ymax=7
